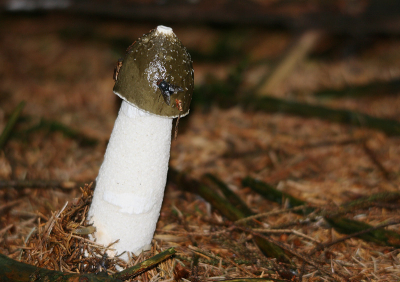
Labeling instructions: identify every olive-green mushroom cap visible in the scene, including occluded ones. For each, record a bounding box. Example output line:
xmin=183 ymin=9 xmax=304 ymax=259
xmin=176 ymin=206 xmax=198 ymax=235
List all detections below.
xmin=113 ymin=26 xmax=194 ymax=118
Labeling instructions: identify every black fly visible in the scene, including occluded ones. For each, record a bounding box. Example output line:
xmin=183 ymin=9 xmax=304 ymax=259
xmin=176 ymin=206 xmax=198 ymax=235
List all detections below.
xmin=157 ymin=79 xmax=183 ymax=106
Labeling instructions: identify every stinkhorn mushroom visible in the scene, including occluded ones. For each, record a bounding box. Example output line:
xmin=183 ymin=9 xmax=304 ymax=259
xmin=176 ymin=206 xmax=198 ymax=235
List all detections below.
xmin=87 ymin=25 xmax=194 ymax=260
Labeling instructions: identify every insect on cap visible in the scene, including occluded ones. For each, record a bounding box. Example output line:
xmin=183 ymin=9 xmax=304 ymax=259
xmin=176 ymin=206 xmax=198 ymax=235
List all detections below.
xmin=113 ymin=25 xmax=194 ymax=118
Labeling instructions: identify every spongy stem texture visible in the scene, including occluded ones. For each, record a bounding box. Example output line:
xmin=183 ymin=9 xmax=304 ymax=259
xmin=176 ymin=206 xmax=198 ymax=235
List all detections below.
xmin=88 ymin=100 xmax=172 ymax=260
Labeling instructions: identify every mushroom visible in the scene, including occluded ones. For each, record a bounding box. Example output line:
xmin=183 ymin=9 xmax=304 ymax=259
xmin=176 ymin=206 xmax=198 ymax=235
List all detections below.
xmin=87 ymin=25 xmax=194 ymax=260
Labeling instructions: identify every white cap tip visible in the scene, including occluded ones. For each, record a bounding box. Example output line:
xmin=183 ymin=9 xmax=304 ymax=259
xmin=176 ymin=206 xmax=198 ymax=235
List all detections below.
xmin=156 ymin=25 xmax=173 ymax=34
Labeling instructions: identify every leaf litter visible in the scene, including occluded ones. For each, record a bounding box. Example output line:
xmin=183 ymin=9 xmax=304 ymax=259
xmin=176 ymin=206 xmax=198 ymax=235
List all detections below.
xmin=1 ymin=14 xmax=400 ymax=281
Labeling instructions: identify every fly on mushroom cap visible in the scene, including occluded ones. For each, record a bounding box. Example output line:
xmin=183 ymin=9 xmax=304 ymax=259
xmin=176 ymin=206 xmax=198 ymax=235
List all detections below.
xmin=113 ymin=25 xmax=194 ymax=118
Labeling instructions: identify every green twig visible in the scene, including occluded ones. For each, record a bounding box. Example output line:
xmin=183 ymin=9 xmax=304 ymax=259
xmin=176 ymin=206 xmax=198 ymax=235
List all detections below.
xmin=168 ymin=169 xmax=292 ymax=264
xmin=113 ymin=248 xmax=176 ymax=280
xmin=0 ymin=101 xmax=25 ymax=150
xmin=314 ymin=78 xmax=400 ymax=99
xmin=243 ymin=95 xmax=400 ymax=136
xmin=0 ymin=253 xmax=119 ymax=282
xmin=169 ymin=169 xmax=247 ymax=222
xmin=22 ymin=118 xmax=98 ymax=146
xmin=204 ymin=173 xmax=254 ymax=217
xmin=196 ymin=69 xmax=400 ymax=136
xmin=243 ymin=176 xmax=400 ymax=247
xmin=0 ymin=247 xmax=175 ymax=281
xmin=234 ymin=226 xmax=347 ymax=282
xmin=241 ymin=177 xmax=315 ymax=215
xmin=339 ymin=192 xmax=400 ymax=215
xmin=325 ymin=217 xmax=400 ymax=247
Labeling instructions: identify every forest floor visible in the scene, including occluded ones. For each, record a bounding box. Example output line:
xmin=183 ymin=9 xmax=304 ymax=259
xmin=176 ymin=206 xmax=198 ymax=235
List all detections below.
xmin=1 ymin=14 xmax=400 ymax=281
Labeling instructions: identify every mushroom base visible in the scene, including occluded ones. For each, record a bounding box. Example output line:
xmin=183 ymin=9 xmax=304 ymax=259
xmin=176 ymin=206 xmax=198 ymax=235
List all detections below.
xmin=87 ymin=101 xmax=172 ymax=260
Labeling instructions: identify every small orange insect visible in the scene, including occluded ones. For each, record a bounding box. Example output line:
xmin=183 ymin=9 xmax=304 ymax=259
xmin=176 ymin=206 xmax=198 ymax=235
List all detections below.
xmin=113 ymin=59 xmax=123 ymax=82
xmin=175 ymin=99 xmax=183 ymax=112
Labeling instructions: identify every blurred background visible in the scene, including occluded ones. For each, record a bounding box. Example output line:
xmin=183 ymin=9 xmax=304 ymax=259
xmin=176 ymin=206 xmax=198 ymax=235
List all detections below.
xmin=1 ymin=1 xmax=400 ymax=279
xmin=1 ymin=0 xmax=400 ymax=180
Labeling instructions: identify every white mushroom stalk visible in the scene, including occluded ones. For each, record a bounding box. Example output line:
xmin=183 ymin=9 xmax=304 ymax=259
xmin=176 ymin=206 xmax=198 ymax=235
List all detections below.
xmin=87 ymin=26 xmax=193 ymax=260
xmin=88 ymin=102 xmax=172 ymax=257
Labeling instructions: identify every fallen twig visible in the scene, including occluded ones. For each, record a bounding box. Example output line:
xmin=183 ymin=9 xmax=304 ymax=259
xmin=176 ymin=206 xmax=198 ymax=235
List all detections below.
xmin=362 ymin=141 xmax=392 ymax=180
xmin=252 ymin=228 xmax=321 ymax=244
xmin=0 ymin=252 xmax=119 ymax=282
xmin=339 ymin=191 xmax=400 ymax=215
xmin=0 ymin=179 xmax=88 ymax=190
xmin=0 ymin=248 xmax=175 ymax=282
xmin=204 ymin=173 xmax=254 ymax=217
xmin=156 ymin=229 xmax=228 ymax=237
xmin=314 ymin=78 xmax=400 ymax=99
xmin=235 ymin=206 xmax=309 ymax=225
xmin=257 ymin=30 xmax=322 ymax=96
